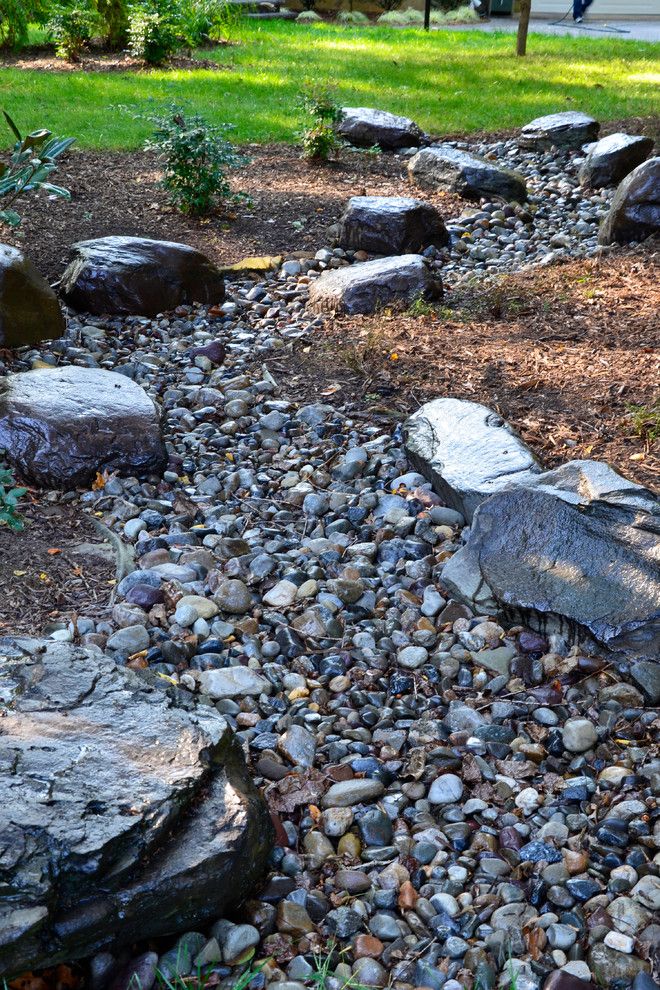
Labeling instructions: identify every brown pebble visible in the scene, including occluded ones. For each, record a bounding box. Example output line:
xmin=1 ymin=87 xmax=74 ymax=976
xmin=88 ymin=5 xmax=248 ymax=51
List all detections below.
xmin=353 ymin=935 xmax=384 ymax=959
xmin=398 ymin=880 xmax=418 ymax=910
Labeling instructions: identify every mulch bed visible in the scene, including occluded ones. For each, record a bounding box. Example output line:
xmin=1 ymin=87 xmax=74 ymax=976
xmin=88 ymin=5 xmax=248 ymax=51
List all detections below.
xmin=0 ymin=501 xmax=115 ymax=634
xmin=270 ymin=243 xmax=660 ymax=492
xmin=0 ymin=47 xmax=231 ymax=72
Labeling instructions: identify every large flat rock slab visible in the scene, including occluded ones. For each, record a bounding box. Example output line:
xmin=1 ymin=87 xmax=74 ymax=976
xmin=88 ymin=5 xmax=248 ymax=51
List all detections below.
xmin=598 ymin=157 xmax=660 ymax=245
xmin=307 ymin=255 xmax=440 ymax=316
xmin=442 ymin=461 xmax=660 ymax=656
xmin=0 ymin=366 xmax=167 ymax=488
xmin=61 ymin=236 xmax=225 ymax=316
xmin=404 ymin=398 xmax=542 ymax=521
xmin=0 ymin=244 xmax=65 ymax=349
xmin=337 ymin=107 xmax=425 ymax=150
xmin=336 ymin=196 xmax=449 ymax=255
xmin=408 ymin=145 xmax=527 ymax=202
xmin=0 ymin=637 xmax=272 ymax=977
xmin=579 ymin=133 xmax=654 ymax=189
xmin=520 ymin=111 xmax=600 ymax=149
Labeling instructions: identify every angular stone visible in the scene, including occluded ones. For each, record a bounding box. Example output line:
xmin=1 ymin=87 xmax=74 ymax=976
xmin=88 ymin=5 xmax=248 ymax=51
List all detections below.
xmin=337 ymin=107 xmax=425 ymax=150
xmin=199 ymin=666 xmax=272 ymax=700
xmin=0 ymin=244 xmax=65 ymax=349
xmin=335 ymin=196 xmax=449 ymax=255
xmin=0 ymin=637 xmax=272 ymax=977
xmin=579 ymin=133 xmax=654 ymax=188
xmin=307 ymin=255 xmax=440 ymax=317
xmin=520 ymin=111 xmax=600 ymax=149
xmin=589 ymin=944 xmax=650 ymax=985
xmin=404 ymin=398 xmax=541 ymax=521
xmin=630 ymin=660 xmax=660 ymax=704
xmin=441 ymin=460 xmax=660 ymax=655
xmin=0 ymin=366 xmax=167 ymax=488
xmin=61 ymin=236 xmax=225 ymax=317
xmin=598 ymin=157 xmax=660 ymax=245
xmin=408 ymin=145 xmax=527 ymax=202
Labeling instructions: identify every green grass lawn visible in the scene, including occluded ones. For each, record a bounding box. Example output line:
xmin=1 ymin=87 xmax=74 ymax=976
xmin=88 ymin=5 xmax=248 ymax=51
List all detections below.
xmin=0 ymin=21 xmax=658 ymax=149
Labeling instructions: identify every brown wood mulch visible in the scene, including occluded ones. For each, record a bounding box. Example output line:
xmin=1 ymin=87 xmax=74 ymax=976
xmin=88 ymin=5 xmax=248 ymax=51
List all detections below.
xmin=269 ymin=243 xmax=660 ymax=492
xmin=0 ymin=47 xmax=230 ymax=72
xmin=0 ymin=501 xmax=115 ymax=634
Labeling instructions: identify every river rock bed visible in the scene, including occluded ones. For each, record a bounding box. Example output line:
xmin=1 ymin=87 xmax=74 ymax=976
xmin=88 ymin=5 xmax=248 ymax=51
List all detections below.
xmin=3 ymin=256 xmax=659 ymax=990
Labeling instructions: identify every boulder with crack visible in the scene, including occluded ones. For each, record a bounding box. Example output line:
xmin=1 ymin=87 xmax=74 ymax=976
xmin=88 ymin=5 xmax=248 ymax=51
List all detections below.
xmin=519 ymin=111 xmax=599 ymax=149
xmin=598 ymin=157 xmax=660 ymax=245
xmin=0 ymin=244 xmax=65 ymax=349
xmin=0 ymin=637 xmax=273 ymax=977
xmin=0 ymin=365 xmax=167 ymax=488
xmin=307 ymin=255 xmax=441 ymax=316
xmin=335 ymin=196 xmax=449 ymax=255
xmin=60 ymin=236 xmax=225 ymax=316
xmin=408 ymin=146 xmax=527 ymax=202
xmin=337 ymin=107 xmax=426 ymax=150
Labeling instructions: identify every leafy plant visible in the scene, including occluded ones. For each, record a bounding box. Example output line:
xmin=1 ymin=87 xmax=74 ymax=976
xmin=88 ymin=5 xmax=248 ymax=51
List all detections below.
xmin=47 ymin=5 xmax=98 ymax=59
xmin=297 ymin=84 xmax=344 ymax=162
xmin=336 ymin=10 xmax=368 ymax=23
xmin=127 ymin=0 xmax=183 ymax=64
xmin=179 ymin=0 xmax=244 ymax=45
xmin=0 ymin=110 xmax=75 ymax=227
xmin=97 ymin=0 xmax=129 ymax=46
xmin=0 ymin=466 xmax=27 ymax=532
xmin=626 ymin=401 xmax=660 ymax=443
xmin=0 ymin=0 xmax=48 ymax=49
xmin=136 ymin=104 xmax=248 ymax=214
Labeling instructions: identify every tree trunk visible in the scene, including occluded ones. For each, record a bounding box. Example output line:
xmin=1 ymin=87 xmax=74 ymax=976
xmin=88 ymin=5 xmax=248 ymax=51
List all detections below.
xmin=517 ymin=0 xmax=531 ymax=55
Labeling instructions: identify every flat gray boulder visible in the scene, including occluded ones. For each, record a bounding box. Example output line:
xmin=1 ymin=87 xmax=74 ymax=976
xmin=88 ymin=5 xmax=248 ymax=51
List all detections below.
xmin=0 ymin=244 xmax=65 ymax=349
xmin=598 ymin=157 xmax=660 ymax=245
xmin=307 ymin=255 xmax=440 ymax=316
xmin=404 ymin=398 xmax=542 ymax=521
xmin=408 ymin=145 xmax=527 ymax=202
xmin=0 ymin=365 xmax=167 ymax=488
xmin=442 ymin=460 xmax=660 ymax=656
xmin=337 ymin=107 xmax=425 ymax=150
xmin=335 ymin=196 xmax=449 ymax=255
xmin=0 ymin=637 xmax=272 ymax=976
xmin=520 ymin=111 xmax=600 ymax=149
xmin=61 ymin=236 xmax=225 ymax=316
xmin=579 ymin=133 xmax=654 ymax=188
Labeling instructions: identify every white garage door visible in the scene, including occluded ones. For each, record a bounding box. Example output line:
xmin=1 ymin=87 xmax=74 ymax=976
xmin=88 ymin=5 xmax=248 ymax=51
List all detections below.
xmin=531 ymin=0 xmax=660 ymax=17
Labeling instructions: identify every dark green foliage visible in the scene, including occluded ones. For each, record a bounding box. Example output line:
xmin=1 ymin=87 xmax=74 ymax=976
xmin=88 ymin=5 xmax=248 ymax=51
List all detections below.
xmin=297 ymin=84 xmax=344 ymax=162
xmin=0 ymin=0 xmax=48 ymax=49
xmin=127 ymin=0 xmax=183 ymax=63
xmin=47 ymin=4 xmax=98 ymax=59
xmin=0 ymin=465 xmax=27 ymax=532
xmin=378 ymin=0 xmax=403 ymax=10
xmin=180 ymin=0 xmax=242 ymax=45
xmin=0 ymin=110 xmax=75 ymax=227
xmin=140 ymin=105 xmax=249 ymax=214
xmin=97 ymin=0 xmax=129 ymax=46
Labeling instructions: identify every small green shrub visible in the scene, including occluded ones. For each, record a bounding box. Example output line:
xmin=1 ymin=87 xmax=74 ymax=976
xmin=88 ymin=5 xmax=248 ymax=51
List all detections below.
xmin=0 ymin=110 xmax=75 ymax=228
xmin=180 ymin=0 xmax=242 ymax=45
xmin=127 ymin=0 xmax=183 ymax=64
xmin=626 ymin=401 xmax=660 ymax=443
xmin=140 ymin=105 xmax=248 ymax=214
xmin=336 ymin=9 xmax=369 ymax=22
xmin=377 ymin=7 xmax=423 ymax=24
xmin=47 ymin=5 xmax=98 ymax=59
xmin=296 ymin=8 xmax=321 ymax=19
xmin=436 ymin=4 xmax=477 ymax=21
xmin=297 ymin=84 xmax=344 ymax=162
xmin=0 ymin=465 xmax=27 ymax=532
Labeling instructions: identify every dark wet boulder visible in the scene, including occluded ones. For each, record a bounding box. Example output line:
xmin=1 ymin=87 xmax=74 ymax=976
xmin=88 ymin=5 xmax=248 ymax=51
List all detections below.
xmin=404 ymin=398 xmax=542 ymax=521
xmin=598 ymin=157 xmax=660 ymax=244
xmin=408 ymin=145 xmax=527 ymax=202
xmin=60 ymin=236 xmax=225 ymax=316
xmin=442 ymin=460 xmax=660 ymax=656
xmin=335 ymin=196 xmax=449 ymax=255
xmin=0 ymin=365 xmax=167 ymax=488
xmin=0 ymin=244 xmax=65 ymax=349
xmin=337 ymin=107 xmax=426 ymax=150
xmin=520 ymin=111 xmax=599 ymax=149
xmin=307 ymin=255 xmax=441 ymax=316
xmin=579 ymin=133 xmax=654 ymax=188
xmin=0 ymin=637 xmax=273 ymax=977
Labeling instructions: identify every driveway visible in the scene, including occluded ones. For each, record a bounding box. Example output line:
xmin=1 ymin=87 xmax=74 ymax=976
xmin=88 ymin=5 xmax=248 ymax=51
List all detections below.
xmin=437 ymin=16 xmax=660 ymax=41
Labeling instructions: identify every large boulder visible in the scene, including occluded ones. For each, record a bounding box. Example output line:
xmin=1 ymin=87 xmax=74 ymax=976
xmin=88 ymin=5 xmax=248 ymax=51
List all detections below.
xmin=519 ymin=111 xmax=600 ymax=149
xmin=0 ymin=244 xmax=65 ymax=349
xmin=441 ymin=460 xmax=660 ymax=656
xmin=598 ymin=157 xmax=660 ymax=245
xmin=408 ymin=146 xmax=527 ymax=202
xmin=0 ymin=637 xmax=273 ymax=977
xmin=60 ymin=236 xmax=225 ymax=316
xmin=337 ymin=107 xmax=426 ymax=150
xmin=404 ymin=398 xmax=542 ymax=521
xmin=579 ymin=133 xmax=654 ymax=189
xmin=307 ymin=255 xmax=440 ymax=316
xmin=335 ymin=196 xmax=449 ymax=255
xmin=0 ymin=366 xmax=167 ymax=488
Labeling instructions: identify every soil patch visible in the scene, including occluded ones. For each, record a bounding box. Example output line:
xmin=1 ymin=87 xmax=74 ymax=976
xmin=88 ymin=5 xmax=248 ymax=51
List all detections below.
xmin=0 ymin=47 xmax=230 ymax=72
xmin=0 ymin=501 xmax=116 ymax=634
xmin=270 ymin=243 xmax=660 ymax=492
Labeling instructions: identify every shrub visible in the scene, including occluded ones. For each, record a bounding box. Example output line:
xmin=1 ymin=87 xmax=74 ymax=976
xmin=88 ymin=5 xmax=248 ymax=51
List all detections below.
xmin=336 ymin=9 xmax=368 ymax=22
xmin=140 ymin=105 xmax=248 ymax=214
xmin=296 ymin=8 xmax=321 ymax=18
xmin=297 ymin=84 xmax=344 ymax=162
xmin=0 ymin=0 xmax=48 ymax=49
xmin=0 ymin=465 xmax=27 ymax=532
xmin=435 ymin=3 xmax=477 ymax=21
xmin=179 ymin=0 xmax=242 ymax=45
xmin=97 ymin=0 xmax=129 ymax=46
xmin=377 ymin=7 xmax=422 ymax=24
xmin=0 ymin=110 xmax=75 ymax=228
xmin=47 ymin=5 xmax=98 ymax=59
xmin=127 ymin=0 xmax=183 ymax=64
